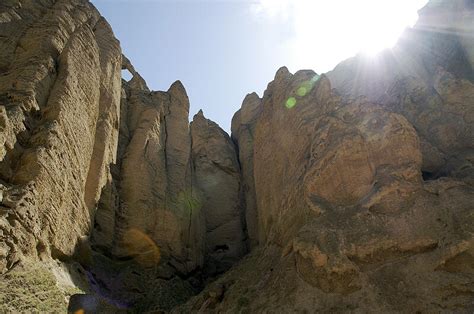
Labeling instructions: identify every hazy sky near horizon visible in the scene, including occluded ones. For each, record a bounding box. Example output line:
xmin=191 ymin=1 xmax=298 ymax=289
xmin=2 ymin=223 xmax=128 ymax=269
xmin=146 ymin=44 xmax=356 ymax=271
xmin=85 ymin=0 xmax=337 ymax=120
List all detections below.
xmin=91 ymin=0 xmax=428 ymax=132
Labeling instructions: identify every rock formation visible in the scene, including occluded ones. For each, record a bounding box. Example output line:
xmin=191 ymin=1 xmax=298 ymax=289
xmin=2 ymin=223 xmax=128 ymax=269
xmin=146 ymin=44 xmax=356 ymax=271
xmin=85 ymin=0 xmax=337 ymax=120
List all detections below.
xmin=231 ymin=92 xmax=262 ymax=248
xmin=327 ymin=0 xmax=474 ymax=183
xmin=179 ymin=1 xmax=474 ymax=312
xmin=0 ymin=0 xmax=121 ymax=285
xmin=0 ymin=1 xmax=246 ymax=311
xmin=191 ymin=110 xmax=247 ymax=276
xmin=180 ymin=68 xmax=473 ymax=313
xmin=0 ymin=0 xmax=473 ymax=312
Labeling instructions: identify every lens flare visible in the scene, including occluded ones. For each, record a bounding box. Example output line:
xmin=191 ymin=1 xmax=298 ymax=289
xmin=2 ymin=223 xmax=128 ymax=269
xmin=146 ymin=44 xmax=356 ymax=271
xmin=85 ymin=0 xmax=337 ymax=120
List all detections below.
xmin=296 ymin=86 xmax=307 ymax=97
xmin=177 ymin=190 xmax=202 ymax=212
xmin=286 ymin=75 xmax=320 ymax=109
xmin=311 ymin=74 xmax=320 ymax=83
xmin=286 ymin=97 xmax=297 ymax=108
xmin=296 ymin=78 xmax=318 ymax=97
xmin=123 ymin=228 xmax=161 ymax=267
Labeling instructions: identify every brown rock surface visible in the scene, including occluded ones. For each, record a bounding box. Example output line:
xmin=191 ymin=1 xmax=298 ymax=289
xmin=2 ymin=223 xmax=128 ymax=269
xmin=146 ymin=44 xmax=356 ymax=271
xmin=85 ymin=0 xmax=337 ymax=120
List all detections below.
xmin=0 ymin=0 xmax=473 ymax=312
xmin=97 ymin=73 xmax=205 ymax=274
xmin=0 ymin=0 xmax=121 ymax=274
xmin=88 ymin=65 xmax=206 ymax=310
xmin=327 ymin=0 xmax=474 ymax=182
xmin=191 ymin=110 xmax=247 ymax=275
xmin=181 ymin=66 xmax=474 ymax=313
xmin=183 ymin=2 xmax=474 ymax=311
xmin=175 ymin=1 xmax=474 ymax=312
xmin=88 ymin=57 xmax=247 ymax=310
xmin=231 ymin=92 xmax=262 ymax=248
xmin=0 ymin=1 xmax=245 ymax=311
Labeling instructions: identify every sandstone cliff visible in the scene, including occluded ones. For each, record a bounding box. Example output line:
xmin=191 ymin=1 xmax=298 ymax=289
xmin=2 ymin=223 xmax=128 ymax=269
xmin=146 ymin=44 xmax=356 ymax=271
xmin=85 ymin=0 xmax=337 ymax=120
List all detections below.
xmin=231 ymin=92 xmax=262 ymax=248
xmin=0 ymin=0 xmax=473 ymax=312
xmin=0 ymin=0 xmax=121 ymax=272
xmin=180 ymin=1 xmax=474 ymax=312
xmin=0 ymin=1 xmax=246 ymax=311
xmin=191 ymin=110 xmax=247 ymax=276
xmin=186 ymin=69 xmax=473 ymax=312
xmin=327 ymin=0 xmax=474 ymax=183
xmin=0 ymin=2 xmax=122 ymax=310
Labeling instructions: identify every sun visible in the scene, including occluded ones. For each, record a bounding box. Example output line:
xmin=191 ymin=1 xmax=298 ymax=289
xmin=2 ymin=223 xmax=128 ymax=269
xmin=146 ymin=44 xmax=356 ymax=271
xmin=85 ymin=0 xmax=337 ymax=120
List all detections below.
xmin=252 ymin=0 xmax=429 ymax=72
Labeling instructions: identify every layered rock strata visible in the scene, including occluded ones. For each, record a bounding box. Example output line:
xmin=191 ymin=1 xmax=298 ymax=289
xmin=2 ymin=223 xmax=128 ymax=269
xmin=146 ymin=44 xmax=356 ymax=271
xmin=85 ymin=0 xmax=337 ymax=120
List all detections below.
xmin=181 ymin=1 xmax=474 ymax=312
xmin=0 ymin=0 xmax=473 ymax=312
xmin=0 ymin=1 xmax=247 ymax=311
xmin=0 ymin=0 xmax=121 ymax=275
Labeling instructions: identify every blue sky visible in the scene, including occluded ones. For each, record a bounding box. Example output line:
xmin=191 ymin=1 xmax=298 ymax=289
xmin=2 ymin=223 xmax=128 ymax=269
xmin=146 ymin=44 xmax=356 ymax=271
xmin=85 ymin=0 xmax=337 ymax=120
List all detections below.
xmin=91 ymin=0 xmax=427 ymax=132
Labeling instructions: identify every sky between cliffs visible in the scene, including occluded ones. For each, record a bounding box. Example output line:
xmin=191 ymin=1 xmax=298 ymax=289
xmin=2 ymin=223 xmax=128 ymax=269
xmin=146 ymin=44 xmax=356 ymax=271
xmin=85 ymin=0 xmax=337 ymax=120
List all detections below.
xmin=91 ymin=0 xmax=428 ymax=132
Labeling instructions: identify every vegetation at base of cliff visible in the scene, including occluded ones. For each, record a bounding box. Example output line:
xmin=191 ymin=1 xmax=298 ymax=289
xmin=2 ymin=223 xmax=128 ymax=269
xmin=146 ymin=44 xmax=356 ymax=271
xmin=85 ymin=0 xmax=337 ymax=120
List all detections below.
xmin=0 ymin=261 xmax=83 ymax=312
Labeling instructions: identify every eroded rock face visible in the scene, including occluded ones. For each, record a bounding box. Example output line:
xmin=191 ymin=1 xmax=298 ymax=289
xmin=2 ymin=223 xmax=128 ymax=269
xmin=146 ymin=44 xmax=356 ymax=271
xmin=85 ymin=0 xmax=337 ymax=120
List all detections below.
xmin=0 ymin=1 xmax=246 ymax=312
xmin=327 ymin=0 xmax=474 ymax=182
xmin=231 ymin=93 xmax=262 ymax=248
xmin=185 ymin=1 xmax=474 ymax=311
xmin=191 ymin=110 xmax=247 ymax=276
xmin=87 ymin=65 xmax=202 ymax=310
xmin=1 ymin=0 xmax=473 ymax=312
xmin=87 ymin=56 xmax=249 ymax=310
xmin=101 ymin=75 xmax=204 ymax=275
xmin=182 ymin=67 xmax=474 ymax=313
xmin=0 ymin=0 xmax=121 ymax=274
xmin=245 ymin=68 xmax=427 ymax=246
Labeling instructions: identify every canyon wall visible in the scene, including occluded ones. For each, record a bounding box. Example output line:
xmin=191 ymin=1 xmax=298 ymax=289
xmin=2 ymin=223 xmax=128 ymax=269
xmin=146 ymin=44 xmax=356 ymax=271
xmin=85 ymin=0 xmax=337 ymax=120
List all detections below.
xmin=0 ymin=0 xmax=122 ymax=277
xmin=0 ymin=0 xmax=473 ymax=312
xmin=181 ymin=0 xmax=474 ymax=312
xmin=0 ymin=1 xmax=246 ymax=311
xmin=327 ymin=0 xmax=474 ymax=183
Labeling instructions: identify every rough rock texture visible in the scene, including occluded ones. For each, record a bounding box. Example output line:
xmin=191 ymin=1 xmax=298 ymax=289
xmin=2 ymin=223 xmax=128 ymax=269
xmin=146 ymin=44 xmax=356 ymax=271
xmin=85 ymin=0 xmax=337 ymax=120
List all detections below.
xmin=0 ymin=0 xmax=121 ymax=274
xmin=191 ymin=110 xmax=247 ymax=276
xmin=180 ymin=1 xmax=474 ymax=312
xmin=87 ymin=63 xmax=204 ymax=310
xmin=87 ymin=61 xmax=246 ymax=310
xmin=327 ymin=0 xmax=474 ymax=183
xmin=1 ymin=0 xmax=473 ymax=312
xmin=0 ymin=259 xmax=86 ymax=312
xmin=231 ymin=93 xmax=262 ymax=248
xmin=0 ymin=1 xmax=246 ymax=312
xmin=92 ymin=66 xmax=205 ymax=275
xmin=180 ymin=70 xmax=474 ymax=313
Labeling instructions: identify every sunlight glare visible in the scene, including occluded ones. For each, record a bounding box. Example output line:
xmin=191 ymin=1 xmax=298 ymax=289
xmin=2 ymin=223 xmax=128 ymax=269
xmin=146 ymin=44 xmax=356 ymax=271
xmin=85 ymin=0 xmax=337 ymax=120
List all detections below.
xmin=252 ymin=0 xmax=429 ymax=72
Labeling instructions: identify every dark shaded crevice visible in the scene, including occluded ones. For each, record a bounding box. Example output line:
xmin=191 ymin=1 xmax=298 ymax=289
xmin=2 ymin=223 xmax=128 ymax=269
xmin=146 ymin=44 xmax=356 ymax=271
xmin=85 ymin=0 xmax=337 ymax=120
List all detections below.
xmin=214 ymin=244 xmax=229 ymax=252
xmin=422 ymin=170 xmax=445 ymax=181
xmin=50 ymin=245 xmax=73 ymax=263
xmin=162 ymin=94 xmax=171 ymax=208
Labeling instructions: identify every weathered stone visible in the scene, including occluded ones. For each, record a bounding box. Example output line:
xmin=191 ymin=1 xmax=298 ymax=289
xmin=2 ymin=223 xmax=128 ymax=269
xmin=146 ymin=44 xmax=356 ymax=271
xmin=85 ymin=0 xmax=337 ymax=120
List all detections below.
xmin=87 ymin=57 xmax=249 ymax=309
xmin=231 ymin=93 xmax=262 ymax=248
xmin=191 ymin=110 xmax=247 ymax=275
xmin=103 ymin=75 xmax=205 ymax=274
xmin=1 ymin=0 xmax=473 ymax=312
xmin=327 ymin=0 xmax=474 ymax=182
xmin=0 ymin=0 xmax=121 ymax=274
xmin=88 ymin=66 xmax=207 ymax=309
xmin=182 ymin=64 xmax=474 ymax=312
